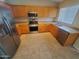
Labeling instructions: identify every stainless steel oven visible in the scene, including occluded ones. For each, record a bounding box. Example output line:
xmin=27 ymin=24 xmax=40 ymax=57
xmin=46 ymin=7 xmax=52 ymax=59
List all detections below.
xmin=28 ymin=12 xmax=38 ymax=32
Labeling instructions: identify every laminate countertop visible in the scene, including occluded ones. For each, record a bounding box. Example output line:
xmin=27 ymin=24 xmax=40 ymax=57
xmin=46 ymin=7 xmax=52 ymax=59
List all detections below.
xmin=51 ymin=22 xmax=79 ymax=34
xmin=58 ymin=26 xmax=79 ymax=33
xmin=14 ymin=17 xmax=79 ymax=34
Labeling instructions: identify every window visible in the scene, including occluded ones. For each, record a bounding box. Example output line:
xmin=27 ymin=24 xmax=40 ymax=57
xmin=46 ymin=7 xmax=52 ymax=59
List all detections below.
xmin=58 ymin=5 xmax=79 ymax=24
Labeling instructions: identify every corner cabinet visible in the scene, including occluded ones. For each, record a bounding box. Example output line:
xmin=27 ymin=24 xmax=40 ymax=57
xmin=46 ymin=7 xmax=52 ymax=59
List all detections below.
xmin=15 ymin=23 xmax=29 ymax=35
xmin=48 ymin=24 xmax=58 ymax=38
xmin=48 ymin=24 xmax=79 ymax=46
xmin=57 ymin=28 xmax=79 ymax=46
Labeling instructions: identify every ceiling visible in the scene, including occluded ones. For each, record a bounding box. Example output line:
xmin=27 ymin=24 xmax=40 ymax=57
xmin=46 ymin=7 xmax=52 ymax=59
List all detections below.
xmin=5 ymin=0 xmax=64 ymax=6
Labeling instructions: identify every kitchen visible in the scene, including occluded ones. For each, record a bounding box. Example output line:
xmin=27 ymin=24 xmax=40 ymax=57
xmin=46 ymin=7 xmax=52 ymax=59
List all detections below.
xmin=0 ymin=0 xmax=79 ymax=59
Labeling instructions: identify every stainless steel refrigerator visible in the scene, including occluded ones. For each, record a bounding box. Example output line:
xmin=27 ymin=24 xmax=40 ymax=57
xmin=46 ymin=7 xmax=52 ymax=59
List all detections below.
xmin=0 ymin=7 xmax=20 ymax=59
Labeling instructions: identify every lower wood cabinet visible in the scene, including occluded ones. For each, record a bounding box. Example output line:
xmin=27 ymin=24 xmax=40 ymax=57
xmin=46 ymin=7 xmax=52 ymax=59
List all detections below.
xmin=38 ymin=24 xmax=48 ymax=32
xmin=56 ymin=28 xmax=69 ymax=45
xmin=48 ymin=24 xmax=58 ymax=38
xmin=15 ymin=23 xmax=29 ymax=35
xmin=15 ymin=23 xmax=78 ymax=46
xmin=48 ymin=24 xmax=79 ymax=46
xmin=57 ymin=28 xmax=79 ymax=46
xmin=64 ymin=33 xmax=79 ymax=46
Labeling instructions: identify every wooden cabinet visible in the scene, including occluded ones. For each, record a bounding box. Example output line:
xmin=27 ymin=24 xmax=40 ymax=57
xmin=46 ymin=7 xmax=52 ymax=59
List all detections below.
xmin=38 ymin=7 xmax=49 ymax=17
xmin=64 ymin=33 xmax=79 ymax=46
xmin=56 ymin=28 xmax=69 ymax=45
xmin=38 ymin=24 xmax=48 ymax=32
xmin=11 ymin=6 xmax=26 ymax=18
xmin=15 ymin=23 xmax=29 ymax=35
xmin=10 ymin=5 xmax=57 ymax=18
xmin=48 ymin=24 xmax=58 ymax=38
xmin=48 ymin=7 xmax=58 ymax=17
xmin=56 ymin=28 xmax=79 ymax=46
xmin=48 ymin=24 xmax=79 ymax=46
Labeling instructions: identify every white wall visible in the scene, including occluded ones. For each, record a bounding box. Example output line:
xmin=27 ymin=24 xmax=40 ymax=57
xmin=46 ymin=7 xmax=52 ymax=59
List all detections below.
xmin=5 ymin=0 xmax=56 ymax=6
xmin=60 ymin=0 xmax=79 ymax=8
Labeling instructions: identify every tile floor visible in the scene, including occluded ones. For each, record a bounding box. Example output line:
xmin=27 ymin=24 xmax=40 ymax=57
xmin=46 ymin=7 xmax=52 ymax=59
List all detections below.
xmin=12 ymin=32 xmax=79 ymax=59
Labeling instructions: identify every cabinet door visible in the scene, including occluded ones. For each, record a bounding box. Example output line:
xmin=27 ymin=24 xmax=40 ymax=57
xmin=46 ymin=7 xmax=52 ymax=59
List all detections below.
xmin=12 ymin=6 xmax=26 ymax=17
xmin=48 ymin=7 xmax=57 ymax=17
xmin=38 ymin=24 xmax=48 ymax=32
xmin=48 ymin=24 xmax=58 ymax=38
xmin=65 ymin=34 xmax=79 ymax=46
xmin=16 ymin=23 xmax=29 ymax=35
xmin=20 ymin=24 xmax=29 ymax=34
xmin=40 ymin=7 xmax=49 ymax=17
xmin=38 ymin=7 xmax=49 ymax=17
xmin=38 ymin=7 xmax=44 ymax=17
xmin=57 ymin=29 xmax=69 ymax=45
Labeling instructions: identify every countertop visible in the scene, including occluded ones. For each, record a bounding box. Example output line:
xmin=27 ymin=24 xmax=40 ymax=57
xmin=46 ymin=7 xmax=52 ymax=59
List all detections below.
xmin=51 ymin=22 xmax=79 ymax=33
xmin=14 ymin=17 xmax=79 ymax=34
xmin=58 ymin=26 xmax=79 ymax=33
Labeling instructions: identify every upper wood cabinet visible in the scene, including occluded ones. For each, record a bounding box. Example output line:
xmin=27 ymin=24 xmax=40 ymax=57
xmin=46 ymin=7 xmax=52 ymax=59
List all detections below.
xmin=48 ymin=7 xmax=58 ymax=17
xmin=25 ymin=6 xmax=39 ymax=17
xmin=10 ymin=5 xmax=58 ymax=18
xmin=11 ymin=6 xmax=26 ymax=18
xmin=37 ymin=7 xmax=49 ymax=17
